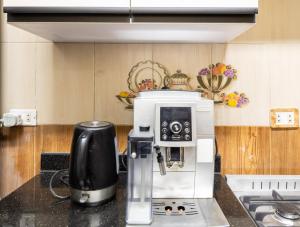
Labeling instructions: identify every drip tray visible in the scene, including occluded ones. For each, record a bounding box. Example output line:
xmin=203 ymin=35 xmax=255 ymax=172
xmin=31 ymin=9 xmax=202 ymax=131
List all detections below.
xmin=127 ymin=198 xmax=229 ymax=227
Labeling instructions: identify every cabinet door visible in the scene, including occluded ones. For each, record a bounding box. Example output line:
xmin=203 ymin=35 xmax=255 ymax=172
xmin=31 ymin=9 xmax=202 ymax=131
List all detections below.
xmin=3 ymin=0 xmax=130 ymax=13
xmin=130 ymin=0 xmax=258 ymax=14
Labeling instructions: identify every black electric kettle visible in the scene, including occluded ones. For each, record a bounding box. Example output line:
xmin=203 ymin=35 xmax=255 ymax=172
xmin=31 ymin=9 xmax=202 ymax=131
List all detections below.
xmin=69 ymin=121 xmax=118 ymax=206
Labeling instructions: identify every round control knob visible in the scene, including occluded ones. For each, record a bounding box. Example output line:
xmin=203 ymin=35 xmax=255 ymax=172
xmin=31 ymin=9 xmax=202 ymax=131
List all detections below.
xmin=184 ymin=121 xmax=190 ymax=127
xmin=162 ymin=121 xmax=168 ymax=127
xmin=184 ymin=128 xmax=190 ymax=134
xmin=185 ymin=134 xmax=191 ymax=140
xmin=169 ymin=121 xmax=182 ymax=134
xmin=162 ymin=134 xmax=168 ymax=140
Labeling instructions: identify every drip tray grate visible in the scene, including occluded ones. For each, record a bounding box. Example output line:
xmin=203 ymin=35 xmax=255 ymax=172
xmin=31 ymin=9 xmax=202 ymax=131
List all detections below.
xmin=152 ymin=200 xmax=200 ymax=216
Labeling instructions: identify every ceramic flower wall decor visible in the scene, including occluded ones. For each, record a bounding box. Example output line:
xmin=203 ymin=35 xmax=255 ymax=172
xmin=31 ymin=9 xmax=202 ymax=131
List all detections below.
xmin=116 ymin=60 xmax=249 ymax=109
xmin=197 ymin=63 xmax=249 ymax=108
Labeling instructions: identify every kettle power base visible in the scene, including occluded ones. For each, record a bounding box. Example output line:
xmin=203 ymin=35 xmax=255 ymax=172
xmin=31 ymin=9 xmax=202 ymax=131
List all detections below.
xmin=126 ymin=198 xmax=229 ymax=227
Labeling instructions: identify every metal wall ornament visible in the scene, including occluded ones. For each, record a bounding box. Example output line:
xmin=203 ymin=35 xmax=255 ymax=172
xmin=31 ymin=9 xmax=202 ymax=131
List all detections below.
xmin=164 ymin=69 xmax=192 ymax=91
xmin=116 ymin=60 xmax=170 ymax=109
xmin=197 ymin=63 xmax=249 ymax=108
xmin=116 ymin=60 xmax=249 ymax=109
xmin=127 ymin=60 xmax=170 ymax=93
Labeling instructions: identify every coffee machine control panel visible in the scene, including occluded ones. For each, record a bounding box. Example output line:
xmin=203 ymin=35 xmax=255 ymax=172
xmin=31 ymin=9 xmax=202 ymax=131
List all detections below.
xmin=160 ymin=107 xmax=192 ymax=142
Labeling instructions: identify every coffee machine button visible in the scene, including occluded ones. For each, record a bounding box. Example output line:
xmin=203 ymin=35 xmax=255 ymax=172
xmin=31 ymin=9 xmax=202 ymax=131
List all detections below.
xmin=162 ymin=121 xmax=168 ymax=127
xmin=185 ymin=134 xmax=191 ymax=140
xmin=162 ymin=134 xmax=168 ymax=140
xmin=170 ymin=121 xmax=182 ymax=134
xmin=184 ymin=121 xmax=190 ymax=127
xmin=162 ymin=128 xmax=168 ymax=133
xmin=184 ymin=128 xmax=190 ymax=134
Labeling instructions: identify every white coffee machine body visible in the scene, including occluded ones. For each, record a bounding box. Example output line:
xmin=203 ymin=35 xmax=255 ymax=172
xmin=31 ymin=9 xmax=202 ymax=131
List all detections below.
xmin=126 ymin=90 xmax=229 ymax=227
xmin=134 ymin=90 xmax=215 ymax=199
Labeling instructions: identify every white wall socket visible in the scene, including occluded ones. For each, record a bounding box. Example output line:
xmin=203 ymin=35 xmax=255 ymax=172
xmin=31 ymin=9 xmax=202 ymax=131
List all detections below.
xmin=9 ymin=109 xmax=37 ymax=126
xmin=275 ymin=112 xmax=294 ymax=125
xmin=270 ymin=108 xmax=299 ymax=128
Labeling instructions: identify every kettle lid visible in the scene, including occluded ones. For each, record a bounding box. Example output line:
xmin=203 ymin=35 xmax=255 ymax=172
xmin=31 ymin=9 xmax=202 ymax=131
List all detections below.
xmin=79 ymin=121 xmax=111 ymax=128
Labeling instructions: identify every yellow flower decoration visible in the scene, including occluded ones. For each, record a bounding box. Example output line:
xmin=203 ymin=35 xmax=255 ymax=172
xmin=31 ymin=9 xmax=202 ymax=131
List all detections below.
xmin=119 ymin=91 xmax=130 ymax=97
xmin=227 ymin=93 xmax=237 ymax=99
xmin=227 ymin=99 xmax=238 ymax=107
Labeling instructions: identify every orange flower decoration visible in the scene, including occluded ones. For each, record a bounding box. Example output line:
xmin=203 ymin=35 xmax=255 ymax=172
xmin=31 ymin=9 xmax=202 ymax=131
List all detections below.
xmin=212 ymin=63 xmax=226 ymax=76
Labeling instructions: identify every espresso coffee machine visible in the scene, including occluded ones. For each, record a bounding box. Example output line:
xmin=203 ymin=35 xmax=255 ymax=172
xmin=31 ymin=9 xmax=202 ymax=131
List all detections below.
xmin=126 ymin=91 xmax=229 ymax=227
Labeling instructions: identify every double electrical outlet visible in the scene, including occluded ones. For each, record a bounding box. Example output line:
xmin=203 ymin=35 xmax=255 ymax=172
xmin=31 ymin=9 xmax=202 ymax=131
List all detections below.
xmin=270 ymin=108 xmax=299 ymax=128
xmin=1 ymin=109 xmax=37 ymax=127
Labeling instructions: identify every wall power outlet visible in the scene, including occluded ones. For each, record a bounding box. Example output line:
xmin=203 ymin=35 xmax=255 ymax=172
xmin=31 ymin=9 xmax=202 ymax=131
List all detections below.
xmin=9 ymin=109 xmax=37 ymax=126
xmin=275 ymin=112 xmax=294 ymax=125
xmin=270 ymin=108 xmax=299 ymax=128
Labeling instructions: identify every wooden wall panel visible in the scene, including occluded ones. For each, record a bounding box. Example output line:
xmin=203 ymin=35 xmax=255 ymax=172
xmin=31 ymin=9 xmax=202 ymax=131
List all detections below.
xmin=255 ymin=127 xmax=271 ymax=174
xmin=0 ymin=43 xmax=36 ymax=113
xmin=239 ymin=127 xmax=270 ymax=174
xmin=286 ymin=129 xmax=300 ymax=174
xmin=215 ymin=127 xmax=240 ymax=174
xmin=212 ymin=44 xmax=270 ymax=126
xmin=270 ymin=129 xmax=300 ymax=174
xmin=34 ymin=125 xmax=74 ymax=175
xmin=35 ymin=43 xmax=95 ymax=124
xmin=94 ymin=44 xmax=152 ymax=125
xmin=0 ymin=127 xmax=34 ymax=199
xmin=233 ymin=0 xmax=300 ymax=43
xmin=116 ymin=125 xmax=132 ymax=154
xmin=152 ymin=44 xmax=211 ymax=89
xmin=270 ymin=129 xmax=287 ymax=174
xmin=1 ymin=125 xmax=300 ymax=199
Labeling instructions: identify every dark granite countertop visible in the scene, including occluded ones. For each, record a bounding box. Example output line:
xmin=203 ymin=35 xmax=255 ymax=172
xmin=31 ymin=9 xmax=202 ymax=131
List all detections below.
xmin=0 ymin=173 xmax=255 ymax=227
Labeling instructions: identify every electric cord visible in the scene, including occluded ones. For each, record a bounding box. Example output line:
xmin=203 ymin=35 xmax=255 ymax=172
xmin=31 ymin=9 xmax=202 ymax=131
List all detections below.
xmin=121 ymin=148 xmax=127 ymax=170
xmin=215 ymin=137 xmax=219 ymax=155
xmin=59 ymin=175 xmax=70 ymax=187
xmin=49 ymin=169 xmax=70 ymax=200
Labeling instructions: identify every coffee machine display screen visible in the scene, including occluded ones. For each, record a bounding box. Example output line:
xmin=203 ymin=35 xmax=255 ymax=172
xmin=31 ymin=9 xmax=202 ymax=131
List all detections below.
xmin=160 ymin=107 xmax=192 ymax=142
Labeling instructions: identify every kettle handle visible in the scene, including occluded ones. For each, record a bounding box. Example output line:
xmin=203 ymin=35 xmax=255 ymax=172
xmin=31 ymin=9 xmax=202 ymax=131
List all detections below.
xmin=74 ymin=131 xmax=92 ymax=186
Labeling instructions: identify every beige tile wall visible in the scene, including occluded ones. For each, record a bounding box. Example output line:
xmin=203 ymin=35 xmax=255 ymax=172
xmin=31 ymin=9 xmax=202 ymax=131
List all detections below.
xmin=94 ymin=44 xmax=152 ymax=125
xmin=35 ymin=43 xmax=95 ymax=124
xmin=1 ymin=0 xmax=300 ymax=126
xmin=233 ymin=0 xmax=300 ymax=43
xmin=212 ymin=44 xmax=271 ymax=126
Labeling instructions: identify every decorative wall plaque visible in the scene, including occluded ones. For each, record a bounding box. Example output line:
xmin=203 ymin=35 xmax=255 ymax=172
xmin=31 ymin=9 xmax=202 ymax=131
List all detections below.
xmin=117 ymin=61 xmax=249 ymax=109
xmin=116 ymin=60 xmax=170 ymax=109
xmin=197 ymin=63 xmax=249 ymax=107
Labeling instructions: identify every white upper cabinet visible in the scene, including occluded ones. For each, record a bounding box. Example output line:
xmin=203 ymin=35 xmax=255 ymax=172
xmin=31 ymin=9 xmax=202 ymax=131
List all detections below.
xmin=4 ymin=0 xmax=258 ymax=14
xmin=3 ymin=0 xmax=258 ymax=43
xmin=130 ymin=0 xmax=258 ymax=14
xmin=3 ymin=0 xmax=130 ymax=13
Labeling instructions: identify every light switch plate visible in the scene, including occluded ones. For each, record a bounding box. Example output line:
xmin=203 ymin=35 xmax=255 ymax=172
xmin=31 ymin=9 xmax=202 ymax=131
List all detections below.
xmin=270 ymin=108 xmax=299 ymax=128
